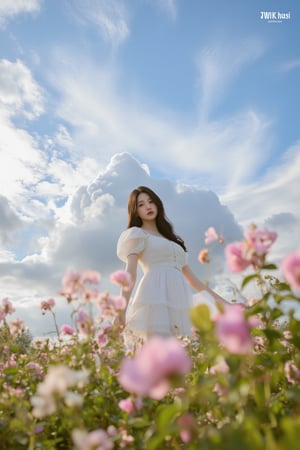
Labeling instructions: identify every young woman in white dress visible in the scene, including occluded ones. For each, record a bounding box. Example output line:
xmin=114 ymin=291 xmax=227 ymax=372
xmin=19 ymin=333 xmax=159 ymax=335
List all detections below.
xmin=117 ymin=186 xmax=230 ymax=345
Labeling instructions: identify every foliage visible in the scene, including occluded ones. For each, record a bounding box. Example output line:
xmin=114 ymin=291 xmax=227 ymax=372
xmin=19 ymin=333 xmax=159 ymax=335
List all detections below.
xmin=0 ymin=226 xmax=300 ymax=449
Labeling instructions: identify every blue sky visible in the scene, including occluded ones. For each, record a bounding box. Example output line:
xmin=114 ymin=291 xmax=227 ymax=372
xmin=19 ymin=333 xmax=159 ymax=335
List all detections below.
xmin=0 ymin=0 xmax=299 ymax=335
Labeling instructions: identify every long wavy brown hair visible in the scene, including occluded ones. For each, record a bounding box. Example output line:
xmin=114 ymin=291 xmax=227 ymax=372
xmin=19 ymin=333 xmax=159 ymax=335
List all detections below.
xmin=127 ymin=186 xmax=187 ymax=251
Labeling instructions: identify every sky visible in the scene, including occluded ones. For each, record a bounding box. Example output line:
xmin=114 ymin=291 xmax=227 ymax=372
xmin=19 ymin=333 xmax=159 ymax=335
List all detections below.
xmin=0 ymin=0 xmax=299 ymax=337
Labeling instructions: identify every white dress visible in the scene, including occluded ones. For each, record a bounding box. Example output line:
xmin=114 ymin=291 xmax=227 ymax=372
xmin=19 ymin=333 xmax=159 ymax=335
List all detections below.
xmin=117 ymin=226 xmax=213 ymax=345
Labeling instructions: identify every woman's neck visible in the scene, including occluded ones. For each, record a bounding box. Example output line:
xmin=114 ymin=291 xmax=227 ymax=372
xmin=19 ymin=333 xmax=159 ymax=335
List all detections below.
xmin=141 ymin=222 xmax=159 ymax=234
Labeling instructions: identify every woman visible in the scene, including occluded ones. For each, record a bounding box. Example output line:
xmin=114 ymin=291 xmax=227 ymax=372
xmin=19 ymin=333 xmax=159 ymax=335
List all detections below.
xmin=117 ymin=186 xmax=229 ymax=346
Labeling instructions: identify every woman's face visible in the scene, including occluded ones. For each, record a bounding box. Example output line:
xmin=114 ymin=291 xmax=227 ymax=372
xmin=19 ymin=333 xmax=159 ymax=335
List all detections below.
xmin=136 ymin=192 xmax=158 ymax=223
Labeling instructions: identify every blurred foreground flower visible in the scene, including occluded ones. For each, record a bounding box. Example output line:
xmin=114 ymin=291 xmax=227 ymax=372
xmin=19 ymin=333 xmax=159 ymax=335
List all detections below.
xmin=31 ymin=365 xmax=89 ymax=418
xmin=215 ymin=304 xmax=259 ymax=354
xmin=281 ymin=248 xmax=300 ymax=293
xmin=72 ymin=428 xmax=113 ymax=450
xmin=118 ymin=337 xmax=192 ymax=399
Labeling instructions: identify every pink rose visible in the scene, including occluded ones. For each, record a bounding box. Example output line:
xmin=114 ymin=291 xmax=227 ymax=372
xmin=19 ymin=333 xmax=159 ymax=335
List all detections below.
xmin=215 ymin=304 xmax=258 ymax=354
xmin=118 ymin=337 xmax=192 ymax=399
xmin=226 ymin=226 xmax=277 ymax=273
xmin=225 ymin=242 xmax=251 ymax=273
xmin=244 ymin=227 xmax=277 ymax=257
xmin=281 ymin=248 xmax=300 ymax=292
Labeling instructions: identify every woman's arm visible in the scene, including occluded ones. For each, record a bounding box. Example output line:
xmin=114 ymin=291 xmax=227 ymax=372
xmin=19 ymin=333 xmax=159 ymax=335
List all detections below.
xmin=119 ymin=253 xmax=138 ymax=325
xmin=121 ymin=253 xmax=138 ymax=303
xmin=182 ymin=264 xmax=229 ymax=306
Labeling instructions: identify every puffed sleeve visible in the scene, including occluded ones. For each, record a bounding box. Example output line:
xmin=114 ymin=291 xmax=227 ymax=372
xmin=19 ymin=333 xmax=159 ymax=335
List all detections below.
xmin=117 ymin=227 xmax=146 ymax=262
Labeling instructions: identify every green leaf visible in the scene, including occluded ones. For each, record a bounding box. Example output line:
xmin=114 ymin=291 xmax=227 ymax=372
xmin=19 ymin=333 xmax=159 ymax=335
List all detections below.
xmin=274 ymin=282 xmax=290 ymax=292
xmin=241 ymin=273 xmax=260 ymax=289
xmin=156 ymin=403 xmax=181 ymax=431
xmin=189 ymin=304 xmax=213 ymax=332
xmin=261 ymin=263 xmax=277 ymax=270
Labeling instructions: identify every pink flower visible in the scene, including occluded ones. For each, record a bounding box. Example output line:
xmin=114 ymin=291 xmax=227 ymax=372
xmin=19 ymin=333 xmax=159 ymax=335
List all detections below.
xmin=244 ymin=227 xmax=277 ymax=257
xmin=198 ymin=249 xmax=210 ymax=264
xmin=284 ymin=361 xmax=300 ymax=384
xmin=26 ymin=362 xmax=43 ymax=377
xmin=60 ymin=270 xmax=100 ymax=302
xmin=226 ymin=225 xmax=277 ymax=273
xmin=80 ymin=270 xmax=101 ymax=285
xmin=8 ymin=318 xmax=24 ymax=336
xmin=177 ymin=413 xmax=195 ymax=444
xmin=1 ymin=297 xmax=15 ymax=315
xmin=118 ymin=396 xmax=142 ymax=414
xmin=118 ymin=337 xmax=192 ymax=399
xmin=215 ymin=304 xmax=258 ymax=354
xmin=225 ymin=242 xmax=251 ymax=273
xmin=96 ymin=292 xmax=126 ymax=319
xmin=40 ymin=298 xmax=55 ymax=312
xmin=111 ymin=295 xmax=126 ymax=310
xmin=60 ymin=324 xmax=75 ymax=336
xmin=110 ymin=270 xmax=133 ymax=291
xmin=95 ymin=329 xmax=109 ymax=348
xmin=281 ymin=248 xmax=300 ymax=292
xmin=76 ymin=307 xmax=93 ymax=335
xmin=205 ymin=227 xmax=223 ymax=244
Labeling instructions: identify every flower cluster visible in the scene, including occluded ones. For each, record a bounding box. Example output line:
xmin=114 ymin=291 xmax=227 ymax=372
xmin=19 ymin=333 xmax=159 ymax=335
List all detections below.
xmin=225 ymin=224 xmax=277 ymax=272
xmin=0 ymin=226 xmax=300 ymax=449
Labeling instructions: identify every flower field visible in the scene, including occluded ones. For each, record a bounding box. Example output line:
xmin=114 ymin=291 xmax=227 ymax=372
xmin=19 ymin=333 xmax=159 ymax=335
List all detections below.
xmin=1 ymin=226 xmax=300 ymax=449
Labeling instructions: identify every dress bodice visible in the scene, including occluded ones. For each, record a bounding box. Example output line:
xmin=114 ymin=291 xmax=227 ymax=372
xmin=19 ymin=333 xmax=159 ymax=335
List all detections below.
xmin=138 ymin=233 xmax=187 ymax=273
xmin=117 ymin=227 xmax=187 ymax=273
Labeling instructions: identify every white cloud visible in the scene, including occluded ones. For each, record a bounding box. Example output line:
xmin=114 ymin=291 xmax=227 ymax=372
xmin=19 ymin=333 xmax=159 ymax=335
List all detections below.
xmin=0 ymin=111 xmax=46 ymax=199
xmin=48 ymin=52 xmax=273 ymax=193
xmin=0 ymin=59 xmax=44 ymax=119
xmin=69 ymin=0 xmax=129 ymax=47
xmin=196 ymin=38 xmax=266 ymax=119
xmin=0 ymin=195 xmax=23 ymax=244
xmin=0 ymin=0 xmax=41 ymax=29
xmin=220 ymin=142 xmax=300 ymax=263
xmin=0 ymin=59 xmax=45 ymax=201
